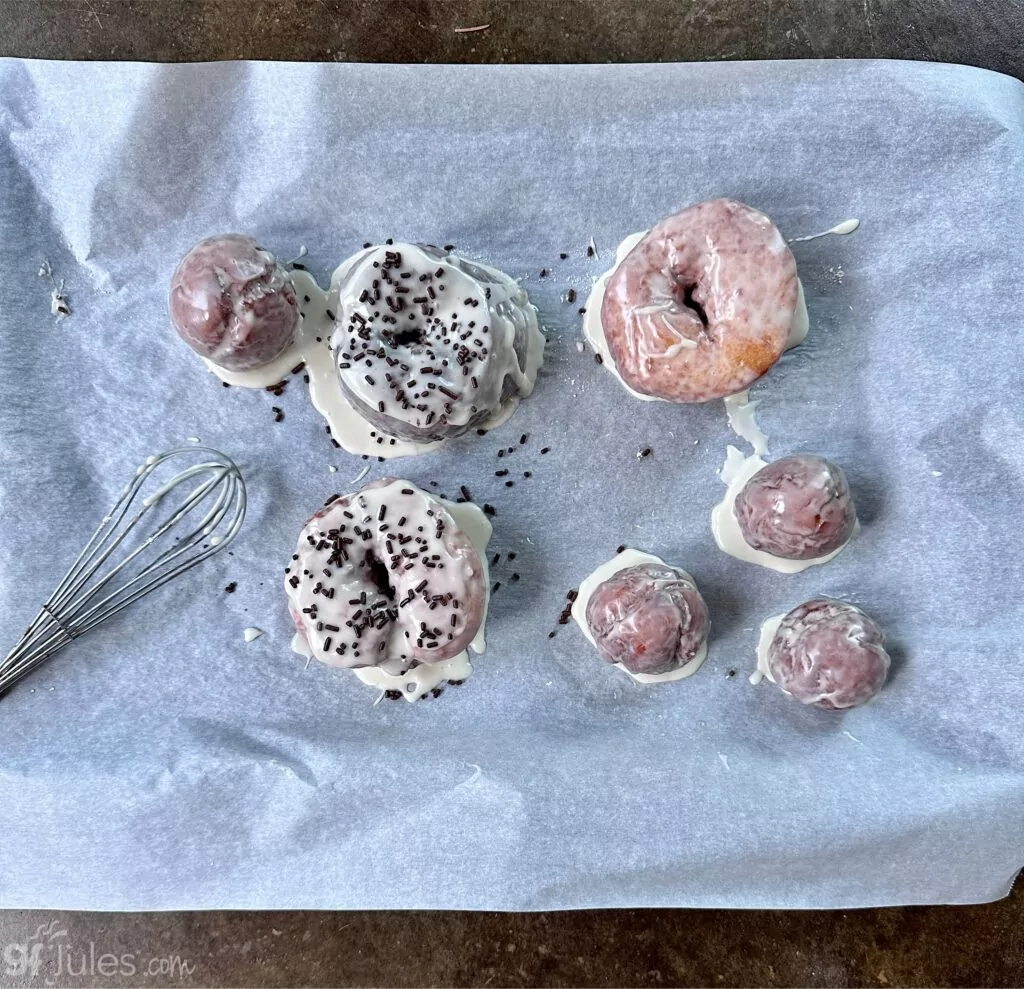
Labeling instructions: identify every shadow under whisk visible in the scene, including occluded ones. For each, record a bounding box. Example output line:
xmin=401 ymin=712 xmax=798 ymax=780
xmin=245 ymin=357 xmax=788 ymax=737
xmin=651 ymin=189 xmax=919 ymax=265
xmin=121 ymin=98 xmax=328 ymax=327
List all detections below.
xmin=0 ymin=446 xmax=246 ymax=697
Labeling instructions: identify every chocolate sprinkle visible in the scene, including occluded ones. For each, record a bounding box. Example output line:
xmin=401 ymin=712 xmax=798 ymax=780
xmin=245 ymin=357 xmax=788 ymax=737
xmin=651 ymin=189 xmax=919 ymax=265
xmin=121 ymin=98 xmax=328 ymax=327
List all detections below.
xmin=224 ymin=582 xmax=237 ymax=593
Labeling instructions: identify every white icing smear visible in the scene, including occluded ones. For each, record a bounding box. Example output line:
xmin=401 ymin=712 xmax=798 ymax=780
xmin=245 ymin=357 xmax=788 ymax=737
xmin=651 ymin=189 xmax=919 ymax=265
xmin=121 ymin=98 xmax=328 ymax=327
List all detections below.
xmin=711 ymin=446 xmax=858 ymax=574
xmin=788 ymin=218 xmax=860 ymax=244
xmin=751 ymin=613 xmax=785 ymax=685
xmin=201 ymin=247 xmax=544 ymax=460
xmin=355 ymin=652 xmax=472 ymax=702
xmin=570 ymin=548 xmax=708 ymax=685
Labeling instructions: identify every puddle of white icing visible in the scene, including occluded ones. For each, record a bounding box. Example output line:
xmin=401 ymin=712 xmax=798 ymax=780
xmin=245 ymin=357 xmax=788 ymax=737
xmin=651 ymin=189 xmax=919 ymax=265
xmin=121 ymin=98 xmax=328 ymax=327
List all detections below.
xmin=751 ymin=613 xmax=785 ymax=685
xmin=290 ymin=493 xmax=492 ymax=703
xmin=711 ymin=446 xmax=858 ymax=574
xmin=570 ymin=547 xmax=708 ymax=684
xmin=722 ymin=280 xmax=807 ymax=455
xmin=788 ymin=218 xmax=860 ymax=244
xmin=355 ymin=652 xmax=473 ymax=702
xmin=200 ymin=250 xmax=544 ymax=460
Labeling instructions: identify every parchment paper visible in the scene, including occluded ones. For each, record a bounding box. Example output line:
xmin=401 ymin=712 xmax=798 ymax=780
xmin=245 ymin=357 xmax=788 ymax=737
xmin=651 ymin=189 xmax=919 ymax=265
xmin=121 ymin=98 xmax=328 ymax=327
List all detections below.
xmin=0 ymin=58 xmax=1022 ymax=910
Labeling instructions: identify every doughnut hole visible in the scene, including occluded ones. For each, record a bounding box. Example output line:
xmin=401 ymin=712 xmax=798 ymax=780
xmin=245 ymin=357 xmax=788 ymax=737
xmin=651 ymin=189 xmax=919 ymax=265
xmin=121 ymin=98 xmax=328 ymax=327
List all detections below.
xmin=734 ymin=454 xmax=856 ymax=560
xmin=169 ymin=233 xmax=299 ymax=371
xmin=768 ymin=598 xmax=890 ymax=709
xmin=585 ymin=563 xmax=709 ymax=676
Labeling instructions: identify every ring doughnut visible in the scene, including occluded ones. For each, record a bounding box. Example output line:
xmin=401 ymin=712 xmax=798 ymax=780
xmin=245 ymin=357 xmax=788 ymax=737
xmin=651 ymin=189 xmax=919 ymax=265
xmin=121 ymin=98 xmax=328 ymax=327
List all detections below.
xmin=332 ymin=243 xmax=544 ymax=443
xmin=285 ymin=478 xmax=489 ymax=672
xmin=592 ymin=199 xmax=801 ymax=403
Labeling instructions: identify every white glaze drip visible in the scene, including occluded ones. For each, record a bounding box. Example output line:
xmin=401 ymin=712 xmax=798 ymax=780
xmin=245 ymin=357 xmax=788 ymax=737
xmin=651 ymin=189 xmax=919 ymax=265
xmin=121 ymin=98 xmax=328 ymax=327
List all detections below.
xmin=723 ymin=390 xmax=769 ymax=456
xmin=751 ymin=613 xmax=785 ymax=685
xmin=788 ymin=218 xmax=860 ymax=244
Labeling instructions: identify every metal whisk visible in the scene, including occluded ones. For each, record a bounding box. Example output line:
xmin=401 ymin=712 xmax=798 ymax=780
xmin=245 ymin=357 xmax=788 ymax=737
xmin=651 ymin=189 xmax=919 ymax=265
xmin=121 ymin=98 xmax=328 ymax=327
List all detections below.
xmin=0 ymin=446 xmax=246 ymax=696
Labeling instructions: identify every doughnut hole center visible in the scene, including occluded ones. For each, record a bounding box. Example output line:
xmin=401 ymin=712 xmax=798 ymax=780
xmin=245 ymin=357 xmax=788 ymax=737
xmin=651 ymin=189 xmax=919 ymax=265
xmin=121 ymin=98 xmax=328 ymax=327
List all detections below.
xmin=390 ymin=326 xmax=426 ymax=348
xmin=364 ymin=551 xmax=396 ymax=600
xmin=680 ymin=283 xmax=709 ymax=328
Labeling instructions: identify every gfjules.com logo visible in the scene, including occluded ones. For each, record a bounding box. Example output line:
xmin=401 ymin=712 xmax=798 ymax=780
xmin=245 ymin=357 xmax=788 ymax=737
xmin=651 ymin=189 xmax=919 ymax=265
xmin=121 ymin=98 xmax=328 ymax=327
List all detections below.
xmin=3 ymin=921 xmax=196 ymax=982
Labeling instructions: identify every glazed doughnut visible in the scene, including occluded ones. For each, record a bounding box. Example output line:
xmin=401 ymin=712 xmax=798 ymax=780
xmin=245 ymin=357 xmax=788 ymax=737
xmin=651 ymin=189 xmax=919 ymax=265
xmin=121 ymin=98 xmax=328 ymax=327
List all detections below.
xmin=571 ymin=548 xmax=710 ymax=683
xmin=331 ymin=243 xmax=544 ymax=443
xmin=758 ymin=598 xmax=890 ymax=709
xmin=169 ymin=234 xmax=299 ymax=371
xmin=597 ymin=199 xmax=800 ymax=403
xmin=712 ymin=447 xmax=857 ymax=574
xmin=734 ymin=454 xmax=857 ymax=561
xmin=586 ymin=563 xmax=710 ymax=677
xmin=285 ymin=478 xmax=488 ymax=670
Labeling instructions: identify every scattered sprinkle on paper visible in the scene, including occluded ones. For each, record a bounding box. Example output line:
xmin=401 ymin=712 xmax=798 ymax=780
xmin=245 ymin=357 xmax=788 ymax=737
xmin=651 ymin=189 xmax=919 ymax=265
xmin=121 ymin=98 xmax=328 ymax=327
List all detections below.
xmin=243 ymin=627 xmax=264 ymax=642
xmin=453 ymin=23 xmax=490 ymax=32
xmin=186 ymin=436 xmax=201 ymax=443
xmin=588 ymin=236 xmax=599 ymax=259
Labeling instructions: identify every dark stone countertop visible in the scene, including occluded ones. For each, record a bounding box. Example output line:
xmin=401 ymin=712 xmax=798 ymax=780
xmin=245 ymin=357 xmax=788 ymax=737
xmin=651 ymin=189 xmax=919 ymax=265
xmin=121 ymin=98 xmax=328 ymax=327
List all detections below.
xmin=1 ymin=2 xmax=1022 ymax=986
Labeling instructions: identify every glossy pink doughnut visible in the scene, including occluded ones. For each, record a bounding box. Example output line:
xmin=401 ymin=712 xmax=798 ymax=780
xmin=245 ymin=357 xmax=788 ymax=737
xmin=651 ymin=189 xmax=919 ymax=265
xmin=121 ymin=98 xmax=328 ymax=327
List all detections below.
xmin=768 ymin=598 xmax=890 ymax=709
xmin=169 ymin=234 xmax=299 ymax=371
xmin=602 ymin=199 xmax=799 ymax=402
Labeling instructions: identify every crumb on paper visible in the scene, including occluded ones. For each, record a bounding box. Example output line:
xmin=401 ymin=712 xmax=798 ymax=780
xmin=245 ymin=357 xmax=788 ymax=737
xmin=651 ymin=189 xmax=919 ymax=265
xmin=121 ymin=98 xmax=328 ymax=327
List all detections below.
xmin=186 ymin=436 xmax=200 ymax=443
xmin=39 ymin=259 xmax=71 ymax=320
xmin=352 ymin=464 xmax=371 ymax=484
xmin=718 ymin=753 xmax=730 ymax=770
xmin=453 ymin=23 xmax=490 ymax=32
xmin=575 ymin=340 xmax=585 ymax=353
xmin=243 ymin=627 xmax=264 ymax=642
xmin=328 ymin=465 xmax=338 ymax=473
xmin=636 ymin=446 xmax=652 ymax=460
xmin=588 ymin=236 xmax=599 ymax=259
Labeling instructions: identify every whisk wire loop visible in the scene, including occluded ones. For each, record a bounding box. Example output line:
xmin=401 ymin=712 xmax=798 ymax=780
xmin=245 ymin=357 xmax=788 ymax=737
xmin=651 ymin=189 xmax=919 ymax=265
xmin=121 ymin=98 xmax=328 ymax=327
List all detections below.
xmin=0 ymin=447 xmax=246 ymax=696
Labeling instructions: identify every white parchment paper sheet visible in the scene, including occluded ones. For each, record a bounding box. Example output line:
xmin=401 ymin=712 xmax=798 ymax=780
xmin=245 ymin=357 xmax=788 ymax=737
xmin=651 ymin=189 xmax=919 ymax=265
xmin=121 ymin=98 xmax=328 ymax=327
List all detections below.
xmin=0 ymin=59 xmax=1022 ymax=910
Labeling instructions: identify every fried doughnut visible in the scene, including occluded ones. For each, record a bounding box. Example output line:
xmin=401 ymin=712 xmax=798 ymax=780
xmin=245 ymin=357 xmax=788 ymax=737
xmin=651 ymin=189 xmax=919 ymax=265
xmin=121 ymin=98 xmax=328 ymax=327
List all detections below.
xmin=597 ymin=199 xmax=799 ymax=402
xmin=571 ymin=548 xmax=710 ymax=683
xmin=756 ymin=598 xmax=890 ymax=709
xmin=285 ymin=478 xmax=488 ymax=671
xmin=169 ymin=234 xmax=299 ymax=372
xmin=331 ymin=244 xmax=544 ymax=442
xmin=734 ymin=454 xmax=857 ymax=561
